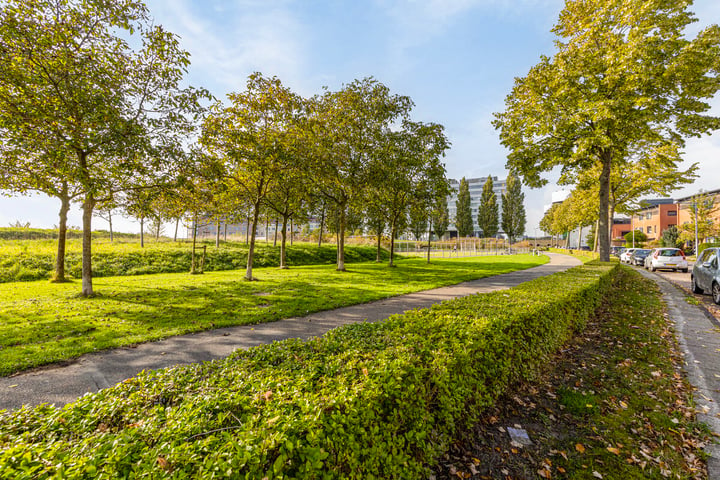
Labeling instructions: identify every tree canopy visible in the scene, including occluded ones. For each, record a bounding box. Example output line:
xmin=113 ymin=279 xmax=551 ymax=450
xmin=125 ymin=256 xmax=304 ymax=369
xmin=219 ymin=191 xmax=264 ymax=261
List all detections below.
xmin=494 ymin=0 xmax=720 ymax=261
xmin=0 ymin=0 xmax=207 ymax=294
xmin=455 ymin=177 xmax=473 ymax=238
xmin=477 ymin=176 xmax=499 ymax=238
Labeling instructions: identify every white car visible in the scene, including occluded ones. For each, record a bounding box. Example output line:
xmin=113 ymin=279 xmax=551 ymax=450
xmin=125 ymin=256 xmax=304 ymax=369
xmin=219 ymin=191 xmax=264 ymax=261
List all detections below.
xmin=620 ymin=248 xmax=637 ymax=263
xmin=646 ymin=248 xmax=688 ymax=272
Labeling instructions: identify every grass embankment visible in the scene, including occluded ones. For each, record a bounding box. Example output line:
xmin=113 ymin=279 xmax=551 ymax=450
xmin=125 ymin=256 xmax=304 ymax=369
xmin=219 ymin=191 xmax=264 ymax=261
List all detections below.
xmin=0 ymin=254 xmax=547 ymax=377
xmin=0 ymin=260 xmax=608 ymax=478
xmin=436 ymin=266 xmax=708 ymax=479
xmin=0 ymin=240 xmax=386 ymax=282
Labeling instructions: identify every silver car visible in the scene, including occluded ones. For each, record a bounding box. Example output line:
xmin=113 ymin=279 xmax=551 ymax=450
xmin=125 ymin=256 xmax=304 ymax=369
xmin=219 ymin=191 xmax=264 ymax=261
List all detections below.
xmin=646 ymin=247 xmax=689 ymax=272
xmin=691 ymin=247 xmax=720 ymax=305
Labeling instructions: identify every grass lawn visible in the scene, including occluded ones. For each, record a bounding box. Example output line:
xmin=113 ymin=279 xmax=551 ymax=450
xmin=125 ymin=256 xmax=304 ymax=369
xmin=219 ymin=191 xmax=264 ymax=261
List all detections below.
xmin=0 ymin=254 xmax=547 ymax=377
xmin=435 ymin=266 xmax=708 ymax=479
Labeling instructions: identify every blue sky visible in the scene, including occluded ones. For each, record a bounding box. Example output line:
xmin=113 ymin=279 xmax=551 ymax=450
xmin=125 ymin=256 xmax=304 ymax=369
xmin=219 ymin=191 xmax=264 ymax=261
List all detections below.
xmin=2 ymin=0 xmax=719 ymax=235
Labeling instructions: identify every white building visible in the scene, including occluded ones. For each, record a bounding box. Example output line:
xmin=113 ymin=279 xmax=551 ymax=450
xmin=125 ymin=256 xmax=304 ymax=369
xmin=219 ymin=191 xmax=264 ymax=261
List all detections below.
xmin=447 ymin=176 xmax=507 ymax=237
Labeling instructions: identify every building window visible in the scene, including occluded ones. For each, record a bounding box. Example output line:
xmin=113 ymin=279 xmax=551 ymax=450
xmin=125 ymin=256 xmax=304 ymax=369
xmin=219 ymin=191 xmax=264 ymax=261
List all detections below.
xmin=647 ymin=226 xmax=652 ymax=234
xmin=654 ymin=226 xmax=657 ymax=233
xmin=667 ymin=210 xmax=677 ymax=216
xmin=646 ymin=213 xmax=652 ymax=219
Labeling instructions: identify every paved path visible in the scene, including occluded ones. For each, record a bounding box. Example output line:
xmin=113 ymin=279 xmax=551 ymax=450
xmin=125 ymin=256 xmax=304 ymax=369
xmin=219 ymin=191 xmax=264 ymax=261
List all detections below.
xmin=637 ymin=268 xmax=720 ymax=477
xmin=0 ymin=253 xmax=580 ymax=411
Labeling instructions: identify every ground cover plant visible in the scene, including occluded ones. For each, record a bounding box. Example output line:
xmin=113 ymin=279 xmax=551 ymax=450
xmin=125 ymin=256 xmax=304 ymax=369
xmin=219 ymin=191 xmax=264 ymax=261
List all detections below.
xmin=0 ymin=239 xmax=386 ymax=282
xmin=0 ymin=254 xmax=547 ymax=376
xmin=0 ymin=261 xmax=611 ymax=478
xmin=434 ymin=267 xmax=709 ymax=479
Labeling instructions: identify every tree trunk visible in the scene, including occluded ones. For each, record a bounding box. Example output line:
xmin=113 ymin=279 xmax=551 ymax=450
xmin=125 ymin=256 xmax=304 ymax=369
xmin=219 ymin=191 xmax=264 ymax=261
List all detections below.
xmin=140 ymin=216 xmax=145 ymax=248
xmin=290 ymin=218 xmax=294 ymax=246
xmin=336 ymin=207 xmax=346 ymax=271
xmin=578 ymin=226 xmax=583 ymax=249
xmin=174 ymin=217 xmax=179 ymax=242
xmin=318 ymin=205 xmax=325 ymax=247
xmin=376 ymin=228 xmax=383 ymax=263
xmin=427 ymin=223 xmax=432 ymax=264
xmin=274 ymin=217 xmax=279 ymax=247
xmin=280 ymin=215 xmax=289 ymax=269
xmin=388 ymin=221 xmax=397 ymax=267
xmin=598 ymin=150 xmax=612 ymax=261
xmin=81 ymin=193 xmax=96 ymax=297
xmin=246 ymin=202 xmax=261 ymax=280
xmin=215 ymin=219 xmax=220 ymax=248
xmin=190 ymin=213 xmax=198 ymax=274
xmin=245 ymin=214 xmax=250 ymax=245
xmin=52 ymin=189 xmax=70 ymax=282
xmin=108 ymin=211 xmax=114 ymax=243
xmin=265 ymin=216 xmax=269 ymax=244
xmin=224 ymin=221 xmax=228 ymax=242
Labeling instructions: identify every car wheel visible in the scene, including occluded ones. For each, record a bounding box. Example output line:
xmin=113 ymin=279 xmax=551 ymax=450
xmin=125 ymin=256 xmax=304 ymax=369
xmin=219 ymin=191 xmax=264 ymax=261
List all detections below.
xmin=649 ymin=265 xmax=655 ymax=272
xmin=713 ymin=282 xmax=720 ymax=306
xmin=681 ymin=268 xmax=688 ymax=273
xmin=691 ymin=276 xmax=703 ymax=294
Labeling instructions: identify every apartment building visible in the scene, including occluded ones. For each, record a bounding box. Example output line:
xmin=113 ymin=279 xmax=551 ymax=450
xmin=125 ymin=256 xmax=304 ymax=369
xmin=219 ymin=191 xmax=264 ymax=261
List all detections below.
xmin=447 ymin=176 xmax=507 ymax=237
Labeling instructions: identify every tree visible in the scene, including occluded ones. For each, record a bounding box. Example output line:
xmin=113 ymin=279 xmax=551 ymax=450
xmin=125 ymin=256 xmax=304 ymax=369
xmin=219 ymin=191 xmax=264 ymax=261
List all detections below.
xmin=455 ymin=177 xmax=473 ymax=238
xmin=679 ymin=193 xmax=719 ymax=248
xmin=501 ymin=174 xmax=526 ymax=244
xmin=201 ymin=73 xmax=300 ymax=281
xmin=624 ymin=229 xmax=647 ymax=248
xmin=408 ymin=204 xmax=428 ymax=242
xmin=493 ymin=0 xmax=720 ymax=262
xmin=0 ymin=0 xmax=207 ymax=295
xmin=310 ymin=78 xmax=413 ymax=271
xmin=431 ymin=197 xmax=450 ymax=241
xmin=477 ymin=175 xmax=499 ymax=238
xmin=661 ymin=225 xmax=681 ymax=249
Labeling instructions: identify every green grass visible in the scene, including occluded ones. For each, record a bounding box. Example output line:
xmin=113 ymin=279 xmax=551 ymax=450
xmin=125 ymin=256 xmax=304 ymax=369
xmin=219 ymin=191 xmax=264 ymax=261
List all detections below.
xmin=0 ymin=239 xmax=387 ymax=282
xmin=0 ymin=254 xmax=547 ymax=377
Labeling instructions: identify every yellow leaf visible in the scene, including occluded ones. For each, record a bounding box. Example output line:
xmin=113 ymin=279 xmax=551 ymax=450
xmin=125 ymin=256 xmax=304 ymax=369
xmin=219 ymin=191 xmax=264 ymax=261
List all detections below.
xmin=537 ymin=468 xmax=552 ymax=478
xmin=575 ymin=443 xmax=586 ymax=453
xmin=607 ymin=447 xmax=621 ymax=455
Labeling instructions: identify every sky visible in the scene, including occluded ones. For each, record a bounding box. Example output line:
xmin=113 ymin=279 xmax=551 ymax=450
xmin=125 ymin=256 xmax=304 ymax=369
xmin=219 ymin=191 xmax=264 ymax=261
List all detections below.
xmin=1 ymin=0 xmax=719 ymax=236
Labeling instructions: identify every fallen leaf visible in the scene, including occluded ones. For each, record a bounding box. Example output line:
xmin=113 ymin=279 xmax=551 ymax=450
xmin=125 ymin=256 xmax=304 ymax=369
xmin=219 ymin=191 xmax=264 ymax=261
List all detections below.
xmin=575 ymin=443 xmax=586 ymax=453
xmin=607 ymin=447 xmax=621 ymax=455
xmin=537 ymin=468 xmax=551 ymax=478
xmin=592 ymin=472 xmax=603 ymax=479
xmin=157 ymin=457 xmax=170 ymax=470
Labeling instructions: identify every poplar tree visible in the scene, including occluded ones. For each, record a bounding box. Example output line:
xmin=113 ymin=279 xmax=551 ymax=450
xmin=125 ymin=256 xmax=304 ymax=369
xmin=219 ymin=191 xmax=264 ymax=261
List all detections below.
xmin=501 ymin=174 xmax=526 ymax=244
xmin=477 ymin=175 xmax=499 ymax=238
xmin=455 ymin=177 xmax=473 ymax=238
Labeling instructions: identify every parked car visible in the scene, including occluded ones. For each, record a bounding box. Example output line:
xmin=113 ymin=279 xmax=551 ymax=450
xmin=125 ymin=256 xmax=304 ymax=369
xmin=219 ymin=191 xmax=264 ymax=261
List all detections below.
xmin=611 ymin=246 xmax=625 ymax=257
xmin=646 ymin=247 xmax=688 ymax=272
xmin=629 ymin=248 xmax=653 ymax=266
xmin=620 ymin=248 xmax=638 ymax=263
xmin=691 ymin=247 xmax=720 ymax=305
xmin=644 ymin=249 xmax=658 ymax=270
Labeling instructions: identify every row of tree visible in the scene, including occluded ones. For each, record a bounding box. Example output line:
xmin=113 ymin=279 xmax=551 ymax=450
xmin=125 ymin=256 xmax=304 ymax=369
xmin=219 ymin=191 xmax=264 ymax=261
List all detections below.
xmin=0 ymin=0 xmax=452 ymax=295
xmin=453 ymin=174 xmax=527 ymax=242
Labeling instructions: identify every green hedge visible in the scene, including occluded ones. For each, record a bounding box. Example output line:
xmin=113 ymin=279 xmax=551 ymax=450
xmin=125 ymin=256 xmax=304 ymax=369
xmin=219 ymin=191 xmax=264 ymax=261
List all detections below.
xmin=0 ymin=245 xmax=388 ymax=283
xmin=0 ymin=227 xmax=136 ymax=241
xmin=0 ymin=262 xmax=616 ymax=479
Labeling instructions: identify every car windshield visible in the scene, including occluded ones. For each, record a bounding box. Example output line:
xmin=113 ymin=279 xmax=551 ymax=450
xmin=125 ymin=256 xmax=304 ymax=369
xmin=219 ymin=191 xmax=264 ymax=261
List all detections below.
xmin=658 ymin=249 xmax=681 ymax=257
xmin=636 ymin=249 xmax=652 ymax=254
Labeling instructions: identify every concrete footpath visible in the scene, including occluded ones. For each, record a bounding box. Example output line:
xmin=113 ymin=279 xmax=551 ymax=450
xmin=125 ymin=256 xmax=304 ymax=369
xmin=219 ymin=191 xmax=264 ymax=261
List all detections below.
xmin=638 ymin=268 xmax=720 ymax=476
xmin=0 ymin=253 xmax=580 ymax=411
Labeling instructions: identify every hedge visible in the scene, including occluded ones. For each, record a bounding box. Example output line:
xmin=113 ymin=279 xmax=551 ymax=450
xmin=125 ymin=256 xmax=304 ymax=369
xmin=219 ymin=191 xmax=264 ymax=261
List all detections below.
xmin=0 ymin=262 xmax=616 ymax=479
xmin=0 ymin=245 xmax=388 ymax=283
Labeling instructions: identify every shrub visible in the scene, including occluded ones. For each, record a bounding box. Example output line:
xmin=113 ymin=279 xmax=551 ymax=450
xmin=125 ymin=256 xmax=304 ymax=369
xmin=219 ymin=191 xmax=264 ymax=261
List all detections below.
xmin=0 ymin=244 xmax=388 ymax=283
xmin=0 ymin=262 xmax=615 ymax=478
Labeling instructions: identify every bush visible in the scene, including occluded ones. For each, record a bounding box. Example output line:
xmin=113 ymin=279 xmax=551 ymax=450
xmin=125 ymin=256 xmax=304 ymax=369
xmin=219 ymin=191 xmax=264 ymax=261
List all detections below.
xmin=0 ymin=262 xmax=616 ymax=478
xmin=0 ymin=244 xmax=388 ymax=283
